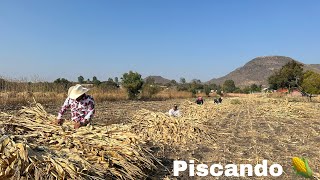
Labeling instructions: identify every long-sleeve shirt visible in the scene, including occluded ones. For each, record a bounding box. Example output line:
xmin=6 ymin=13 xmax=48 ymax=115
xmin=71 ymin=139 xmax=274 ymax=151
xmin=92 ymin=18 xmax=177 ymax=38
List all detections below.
xmin=57 ymin=94 xmax=95 ymax=123
xmin=168 ymin=109 xmax=181 ymax=117
xmin=196 ymin=99 xmax=204 ymax=105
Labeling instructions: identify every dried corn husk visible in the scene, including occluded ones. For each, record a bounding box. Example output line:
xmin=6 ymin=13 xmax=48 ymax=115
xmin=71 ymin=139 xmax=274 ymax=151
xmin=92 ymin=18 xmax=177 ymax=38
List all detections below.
xmin=131 ymin=101 xmax=217 ymax=147
xmin=0 ymin=101 xmax=157 ymax=180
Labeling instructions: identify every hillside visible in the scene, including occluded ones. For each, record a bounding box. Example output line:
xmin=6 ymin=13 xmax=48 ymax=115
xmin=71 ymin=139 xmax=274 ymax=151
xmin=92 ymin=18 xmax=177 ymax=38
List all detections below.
xmin=144 ymin=76 xmax=171 ymax=85
xmin=305 ymin=64 xmax=320 ymax=73
xmin=207 ymin=56 xmax=320 ymax=87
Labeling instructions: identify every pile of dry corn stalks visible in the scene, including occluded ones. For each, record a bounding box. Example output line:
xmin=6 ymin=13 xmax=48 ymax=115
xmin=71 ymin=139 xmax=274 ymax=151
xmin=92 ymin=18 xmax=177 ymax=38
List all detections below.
xmin=0 ymin=102 xmax=156 ymax=179
xmin=131 ymin=101 xmax=216 ymax=148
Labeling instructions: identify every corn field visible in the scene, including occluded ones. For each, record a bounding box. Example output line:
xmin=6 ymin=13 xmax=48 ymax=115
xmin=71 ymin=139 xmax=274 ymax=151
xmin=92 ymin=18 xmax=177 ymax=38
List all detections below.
xmin=0 ymin=101 xmax=157 ymax=179
xmin=1 ymin=96 xmax=320 ymax=179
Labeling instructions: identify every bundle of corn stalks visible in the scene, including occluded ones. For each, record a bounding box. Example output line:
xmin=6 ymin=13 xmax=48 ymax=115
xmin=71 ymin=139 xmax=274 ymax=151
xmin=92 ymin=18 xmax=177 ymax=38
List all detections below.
xmin=179 ymin=100 xmax=230 ymax=121
xmin=131 ymin=107 xmax=215 ymax=148
xmin=0 ymin=102 xmax=157 ymax=179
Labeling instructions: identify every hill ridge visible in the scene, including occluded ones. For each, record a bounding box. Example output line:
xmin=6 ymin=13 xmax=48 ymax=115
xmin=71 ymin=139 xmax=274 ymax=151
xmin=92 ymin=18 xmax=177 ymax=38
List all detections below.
xmin=144 ymin=75 xmax=171 ymax=85
xmin=207 ymin=56 xmax=320 ymax=87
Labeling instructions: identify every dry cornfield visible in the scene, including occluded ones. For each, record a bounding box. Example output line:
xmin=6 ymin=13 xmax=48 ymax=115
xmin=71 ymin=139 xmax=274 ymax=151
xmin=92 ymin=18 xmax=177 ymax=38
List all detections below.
xmin=0 ymin=101 xmax=157 ymax=179
xmin=130 ymin=96 xmax=320 ymax=179
xmin=0 ymin=95 xmax=320 ymax=179
xmin=131 ymin=107 xmax=214 ymax=148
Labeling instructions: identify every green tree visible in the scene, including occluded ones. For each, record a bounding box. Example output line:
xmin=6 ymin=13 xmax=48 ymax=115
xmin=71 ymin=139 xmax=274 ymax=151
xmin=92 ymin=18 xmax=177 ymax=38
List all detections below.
xmin=180 ymin=77 xmax=186 ymax=84
xmin=114 ymin=77 xmax=119 ymax=84
xmin=177 ymin=83 xmax=189 ymax=91
xmin=78 ymin=76 xmax=84 ymax=84
xmin=188 ymin=79 xmax=203 ymax=94
xmin=53 ymin=78 xmax=70 ymax=84
xmin=192 ymin=79 xmax=202 ymax=84
xmin=216 ymin=85 xmax=223 ymax=95
xmin=92 ymin=76 xmax=101 ymax=86
xmin=107 ymin=78 xmax=114 ymax=83
xmin=301 ymin=71 xmax=320 ymax=94
xmin=0 ymin=78 xmax=6 ymax=91
xmin=208 ymin=83 xmax=218 ymax=91
xmin=268 ymin=61 xmax=304 ymax=90
xmin=250 ymin=84 xmax=258 ymax=92
xmin=53 ymin=78 xmax=71 ymax=90
xmin=166 ymin=79 xmax=178 ymax=87
xmin=204 ymin=85 xmax=211 ymax=96
xmin=233 ymin=87 xmax=243 ymax=93
xmin=249 ymin=84 xmax=262 ymax=92
xmin=170 ymin=80 xmax=177 ymax=85
xmin=223 ymin=80 xmax=236 ymax=93
xmin=242 ymin=86 xmax=251 ymax=94
xmin=121 ymin=71 xmax=144 ymax=99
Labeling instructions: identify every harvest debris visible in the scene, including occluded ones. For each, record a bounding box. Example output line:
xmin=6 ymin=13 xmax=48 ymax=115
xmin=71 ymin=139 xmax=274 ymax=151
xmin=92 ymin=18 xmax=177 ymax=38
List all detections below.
xmin=1 ymin=97 xmax=320 ymax=180
xmin=0 ymin=101 xmax=156 ymax=179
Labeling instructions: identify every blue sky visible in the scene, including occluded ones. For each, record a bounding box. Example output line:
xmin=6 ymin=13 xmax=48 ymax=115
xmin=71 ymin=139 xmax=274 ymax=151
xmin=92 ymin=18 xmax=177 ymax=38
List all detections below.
xmin=0 ymin=0 xmax=319 ymax=82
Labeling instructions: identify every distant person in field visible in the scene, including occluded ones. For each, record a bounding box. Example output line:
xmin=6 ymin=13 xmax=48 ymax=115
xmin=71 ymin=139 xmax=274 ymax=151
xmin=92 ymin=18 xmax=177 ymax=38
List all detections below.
xmin=55 ymin=84 xmax=95 ymax=129
xmin=196 ymin=96 xmax=204 ymax=105
xmin=214 ymin=97 xmax=223 ymax=104
xmin=168 ymin=105 xmax=181 ymax=117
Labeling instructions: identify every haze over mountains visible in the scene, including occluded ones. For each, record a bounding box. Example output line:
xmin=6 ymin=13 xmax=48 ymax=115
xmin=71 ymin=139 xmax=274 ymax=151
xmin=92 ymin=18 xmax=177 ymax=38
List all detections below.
xmin=146 ymin=56 xmax=320 ymax=87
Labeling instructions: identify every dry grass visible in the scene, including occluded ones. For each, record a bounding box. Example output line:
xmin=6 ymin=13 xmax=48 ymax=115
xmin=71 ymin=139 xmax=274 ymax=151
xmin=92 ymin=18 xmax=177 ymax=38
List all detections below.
xmin=90 ymin=89 xmax=128 ymax=102
xmin=153 ymin=89 xmax=193 ymax=100
xmin=0 ymin=89 xmax=194 ymax=106
xmin=0 ymin=90 xmax=128 ymax=106
xmin=0 ymin=92 xmax=66 ymax=107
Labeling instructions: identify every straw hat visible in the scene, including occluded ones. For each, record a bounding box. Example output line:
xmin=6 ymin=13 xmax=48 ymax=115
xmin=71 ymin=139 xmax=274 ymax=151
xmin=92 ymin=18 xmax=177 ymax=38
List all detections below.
xmin=68 ymin=84 xmax=89 ymax=99
xmin=68 ymin=86 xmax=75 ymax=96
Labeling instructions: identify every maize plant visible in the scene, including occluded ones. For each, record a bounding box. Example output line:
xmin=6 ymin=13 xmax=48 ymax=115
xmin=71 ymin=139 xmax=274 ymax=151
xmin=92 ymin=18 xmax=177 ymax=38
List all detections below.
xmin=292 ymin=157 xmax=313 ymax=178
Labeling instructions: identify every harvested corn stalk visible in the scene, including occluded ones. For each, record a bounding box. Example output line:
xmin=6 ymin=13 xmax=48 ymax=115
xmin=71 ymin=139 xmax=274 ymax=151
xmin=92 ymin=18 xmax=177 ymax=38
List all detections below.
xmin=0 ymin=101 xmax=157 ymax=179
xmin=131 ymin=106 xmax=214 ymax=147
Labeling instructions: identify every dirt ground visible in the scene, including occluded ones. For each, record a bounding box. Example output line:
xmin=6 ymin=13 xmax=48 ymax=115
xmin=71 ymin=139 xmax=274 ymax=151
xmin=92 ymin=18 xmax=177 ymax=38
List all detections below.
xmin=45 ymin=99 xmax=187 ymax=126
xmin=1 ymin=96 xmax=320 ymax=179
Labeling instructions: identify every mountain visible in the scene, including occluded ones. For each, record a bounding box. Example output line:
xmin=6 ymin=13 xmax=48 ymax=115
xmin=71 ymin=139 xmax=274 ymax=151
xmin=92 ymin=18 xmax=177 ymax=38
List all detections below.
xmin=144 ymin=76 xmax=171 ymax=85
xmin=207 ymin=56 xmax=320 ymax=87
xmin=305 ymin=64 xmax=320 ymax=73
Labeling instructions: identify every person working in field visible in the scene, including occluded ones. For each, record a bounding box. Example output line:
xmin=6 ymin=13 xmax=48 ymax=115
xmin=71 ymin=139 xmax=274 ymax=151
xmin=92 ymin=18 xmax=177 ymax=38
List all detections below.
xmin=55 ymin=84 xmax=95 ymax=129
xmin=168 ymin=104 xmax=181 ymax=117
xmin=196 ymin=96 xmax=204 ymax=105
xmin=214 ymin=97 xmax=223 ymax=104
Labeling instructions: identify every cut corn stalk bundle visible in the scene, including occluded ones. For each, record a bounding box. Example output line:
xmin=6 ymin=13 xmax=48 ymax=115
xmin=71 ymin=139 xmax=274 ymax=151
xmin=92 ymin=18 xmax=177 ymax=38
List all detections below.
xmin=0 ymin=101 xmax=157 ymax=179
xmin=131 ymin=100 xmax=236 ymax=148
xmin=131 ymin=105 xmax=216 ymax=148
xmin=179 ymin=100 xmax=227 ymax=121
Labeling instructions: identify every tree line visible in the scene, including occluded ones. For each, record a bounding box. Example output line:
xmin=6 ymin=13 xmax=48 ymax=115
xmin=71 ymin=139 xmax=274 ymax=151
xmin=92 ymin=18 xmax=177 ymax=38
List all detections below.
xmin=1 ymin=61 xmax=319 ymax=100
xmin=268 ymin=60 xmax=320 ymax=94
